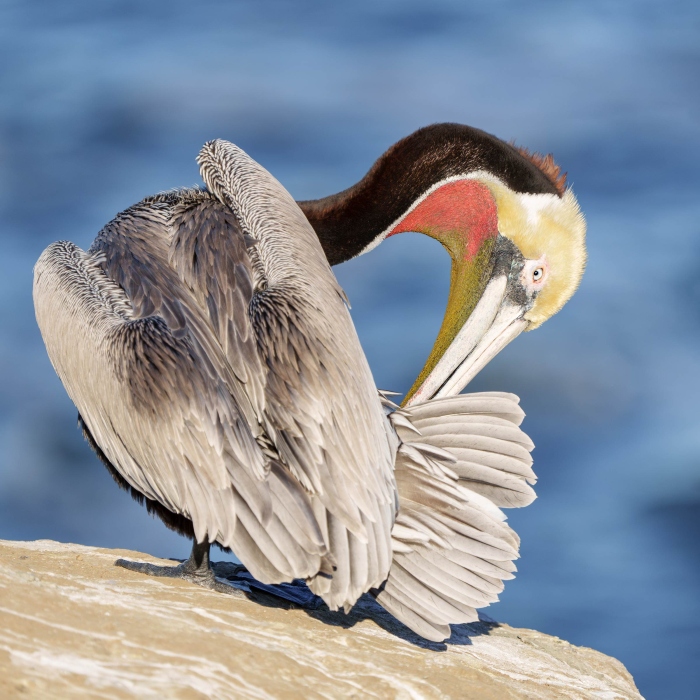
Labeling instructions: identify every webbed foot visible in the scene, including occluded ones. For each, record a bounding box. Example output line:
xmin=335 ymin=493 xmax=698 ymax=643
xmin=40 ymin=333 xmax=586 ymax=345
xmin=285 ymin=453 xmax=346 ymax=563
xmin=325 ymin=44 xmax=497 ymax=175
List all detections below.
xmin=115 ymin=540 xmax=325 ymax=608
xmin=115 ymin=540 xmax=244 ymax=596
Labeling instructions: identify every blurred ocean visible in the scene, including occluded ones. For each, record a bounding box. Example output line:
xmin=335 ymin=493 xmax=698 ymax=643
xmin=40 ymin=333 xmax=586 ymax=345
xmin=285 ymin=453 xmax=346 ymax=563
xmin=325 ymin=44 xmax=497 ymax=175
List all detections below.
xmin=1 ymin=1 xmax=699 ymax=697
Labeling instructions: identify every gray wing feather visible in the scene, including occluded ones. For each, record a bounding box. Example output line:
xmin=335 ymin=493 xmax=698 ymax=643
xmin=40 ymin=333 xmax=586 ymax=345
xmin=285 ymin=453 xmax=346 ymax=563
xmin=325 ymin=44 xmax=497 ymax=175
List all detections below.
xmin=34 ymin=204 xmax=327 ymax=584
xmin=168 ymin=193 xmax=266 ymax=412
xmin=196 ymin=140 xmax=397 ymax=609
xmin=34 ymin=240 xmax=262 ymax=541
xmin=35 ymin=139 xmax=396 ymax=609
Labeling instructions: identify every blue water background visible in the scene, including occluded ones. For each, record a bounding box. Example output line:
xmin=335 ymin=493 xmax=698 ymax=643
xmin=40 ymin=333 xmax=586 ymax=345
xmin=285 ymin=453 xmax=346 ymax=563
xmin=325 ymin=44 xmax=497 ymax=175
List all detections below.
xmin=1 ymin=2 xmax=699 ymax=697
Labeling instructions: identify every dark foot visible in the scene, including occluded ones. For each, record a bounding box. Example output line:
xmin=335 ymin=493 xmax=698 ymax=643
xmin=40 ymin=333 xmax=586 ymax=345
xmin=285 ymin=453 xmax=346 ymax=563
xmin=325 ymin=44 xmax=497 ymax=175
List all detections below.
xmin=115 ymin=540 xmax=244 ymax=596
xmin=115 ymin=540 xmax=325 ymax=608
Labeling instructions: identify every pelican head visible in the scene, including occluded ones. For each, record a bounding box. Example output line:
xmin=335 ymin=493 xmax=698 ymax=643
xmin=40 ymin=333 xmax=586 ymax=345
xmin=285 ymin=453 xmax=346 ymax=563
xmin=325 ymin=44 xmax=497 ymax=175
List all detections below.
xmin=299 ymin=123 xmax=586 ymax=404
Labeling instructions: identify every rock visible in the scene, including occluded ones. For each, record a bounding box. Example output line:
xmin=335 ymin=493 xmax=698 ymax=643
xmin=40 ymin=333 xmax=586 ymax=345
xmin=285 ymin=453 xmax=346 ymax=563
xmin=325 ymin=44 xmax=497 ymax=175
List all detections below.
xmin=0 ymin=540 xmax=642 ymax=699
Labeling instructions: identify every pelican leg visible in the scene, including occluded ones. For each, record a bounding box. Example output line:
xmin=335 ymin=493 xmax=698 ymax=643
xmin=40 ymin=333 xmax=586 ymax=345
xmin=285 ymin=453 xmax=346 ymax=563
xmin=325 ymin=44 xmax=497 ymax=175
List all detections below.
xmin=115 ymin=541 xmax=243 ymax=596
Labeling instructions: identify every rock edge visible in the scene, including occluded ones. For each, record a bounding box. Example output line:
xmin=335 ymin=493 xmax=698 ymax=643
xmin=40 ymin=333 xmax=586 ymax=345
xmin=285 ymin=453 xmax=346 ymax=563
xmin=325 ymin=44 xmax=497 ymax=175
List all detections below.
xmin=0 ymin=539 xmax=642 ymax=699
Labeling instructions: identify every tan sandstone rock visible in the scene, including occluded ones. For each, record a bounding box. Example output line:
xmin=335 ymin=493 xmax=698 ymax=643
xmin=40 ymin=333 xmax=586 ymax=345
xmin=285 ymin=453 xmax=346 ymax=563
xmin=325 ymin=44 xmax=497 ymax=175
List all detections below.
xmin=0 ymin=539 xmax=641 ymax=699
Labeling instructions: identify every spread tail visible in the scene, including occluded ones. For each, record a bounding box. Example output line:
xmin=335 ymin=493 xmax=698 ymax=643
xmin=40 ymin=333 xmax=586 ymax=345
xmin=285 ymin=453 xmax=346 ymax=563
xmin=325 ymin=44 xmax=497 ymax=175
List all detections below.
xmin=376 ymin=392 xmax=535 ymax=642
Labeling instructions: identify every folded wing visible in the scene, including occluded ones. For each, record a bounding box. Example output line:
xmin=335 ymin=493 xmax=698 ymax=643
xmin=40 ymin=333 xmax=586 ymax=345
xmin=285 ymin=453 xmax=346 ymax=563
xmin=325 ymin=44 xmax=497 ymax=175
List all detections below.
xmin=34 ymin=140 xmax=397 ymax=610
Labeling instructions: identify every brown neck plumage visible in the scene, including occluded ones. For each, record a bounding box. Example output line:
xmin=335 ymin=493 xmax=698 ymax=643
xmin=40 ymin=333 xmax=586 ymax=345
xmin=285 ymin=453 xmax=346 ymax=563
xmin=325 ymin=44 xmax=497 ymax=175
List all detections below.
xmin=297 ymin=123 xmax=563 ymax=266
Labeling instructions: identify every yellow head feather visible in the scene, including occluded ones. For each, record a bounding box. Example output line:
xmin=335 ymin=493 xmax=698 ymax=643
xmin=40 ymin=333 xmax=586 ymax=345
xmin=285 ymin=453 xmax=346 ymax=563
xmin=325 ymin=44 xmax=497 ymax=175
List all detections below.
xmin=470 ymin=176 xmax=587 ymax=328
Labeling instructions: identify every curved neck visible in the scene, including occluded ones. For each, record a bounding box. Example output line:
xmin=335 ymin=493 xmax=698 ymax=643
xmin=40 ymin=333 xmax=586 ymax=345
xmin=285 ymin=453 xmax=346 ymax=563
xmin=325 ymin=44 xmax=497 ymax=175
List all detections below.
xmin=308 ymin=172 xmax=501 ymax=403
xmin=297 ymin=123 xmax=559 ymax=265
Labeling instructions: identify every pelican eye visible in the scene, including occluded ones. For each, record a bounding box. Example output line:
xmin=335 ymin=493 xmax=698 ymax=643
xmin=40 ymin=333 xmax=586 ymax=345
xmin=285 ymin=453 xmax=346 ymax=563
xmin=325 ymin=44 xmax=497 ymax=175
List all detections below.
xmin=521 ymin=258 xmax=548 ymax=291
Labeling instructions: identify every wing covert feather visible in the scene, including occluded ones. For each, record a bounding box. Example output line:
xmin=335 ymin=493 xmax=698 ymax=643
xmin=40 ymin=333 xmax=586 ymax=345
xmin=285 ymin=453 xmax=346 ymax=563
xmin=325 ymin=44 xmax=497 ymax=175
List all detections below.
xmin=34 ymin=211 xmax=327 ymax=583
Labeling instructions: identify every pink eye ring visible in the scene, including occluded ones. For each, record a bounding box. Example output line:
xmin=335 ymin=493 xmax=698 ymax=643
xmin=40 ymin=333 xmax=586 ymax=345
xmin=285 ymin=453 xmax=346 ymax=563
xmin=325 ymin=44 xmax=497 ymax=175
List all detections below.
xmin=521 ymin=257 xmax=548 ymax=290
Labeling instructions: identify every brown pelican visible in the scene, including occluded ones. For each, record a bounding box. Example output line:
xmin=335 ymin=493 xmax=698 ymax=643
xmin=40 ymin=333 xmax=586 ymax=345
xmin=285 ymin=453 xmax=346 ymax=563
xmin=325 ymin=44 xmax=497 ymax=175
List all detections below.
xmin=33 ymin=124 xmax=585 ymax=642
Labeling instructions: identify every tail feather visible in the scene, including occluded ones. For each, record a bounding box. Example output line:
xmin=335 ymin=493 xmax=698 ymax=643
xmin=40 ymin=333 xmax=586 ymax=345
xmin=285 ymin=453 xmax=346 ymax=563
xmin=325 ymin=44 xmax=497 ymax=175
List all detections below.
xmin=374 ymin=392 xmax=536 ymax=642
xmin=406 ymin=393 xmax=526 ymax=426
xmin=374 ymin=589 xmax=451 ymax=643
xmin=389 ymin=563 xmax=477 ymax=624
